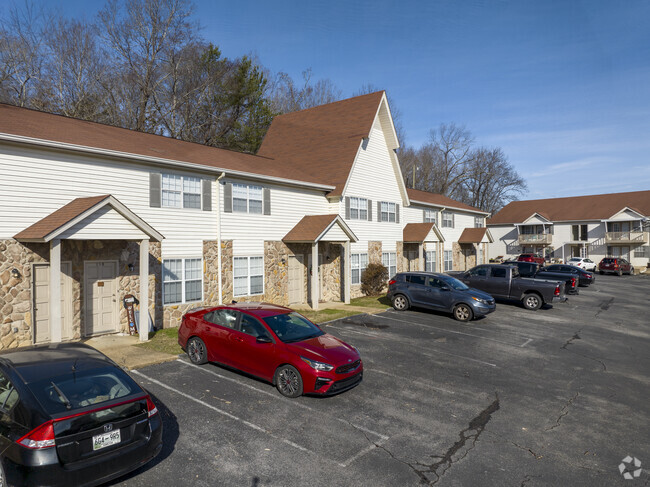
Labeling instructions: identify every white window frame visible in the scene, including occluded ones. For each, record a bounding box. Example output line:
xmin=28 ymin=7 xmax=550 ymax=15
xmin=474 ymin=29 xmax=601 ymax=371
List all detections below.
xmin=382 ymin=252 xmax=397 ymax=278
xmin=232 ymin=183 xmax=263 ymax=214
xmin=442 ymin=211 xmax=454 ymax=228
xmin=633 ymin=245 xmax=648 ymax=258
xmin=474 ymin=216 xmax=483 ymax=228
xmin=380 ymin=202 xmax=396 ymax=222
xmin=349 ymin=197 xmax=368 ymax=220
xmin=233 ymin=256 xmax=264 ymax=297
xmin=163 ymin=258 xmax=203 ymax=305
xmin=425 ymin=250 xmax=436 ymax=272
xmin=162 ymin=174 xmax=201 ymax=209
xmin=424 ymin=209 xmax=437 ymax=224
xmin=351 ymin=253 xmax=368 ymax=285
xmin=444 ymin=250 xmax=453 ymax=271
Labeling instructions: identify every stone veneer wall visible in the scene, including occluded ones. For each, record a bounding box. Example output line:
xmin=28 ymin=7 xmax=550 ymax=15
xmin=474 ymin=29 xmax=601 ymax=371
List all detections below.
xmin=0 ymin=238 xmax=162 ymax=350
xmin=396 ymin=241 xmax=404 ymax=273
xmin=453 ymin=242 xmax=477 ymax=271
xmin=368 ymin=241 xmax=382 ymax=264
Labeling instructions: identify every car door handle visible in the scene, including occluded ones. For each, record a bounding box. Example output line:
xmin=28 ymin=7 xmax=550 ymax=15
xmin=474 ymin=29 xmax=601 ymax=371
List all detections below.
xmin=234 ymin=336 xmax=244 ymax=342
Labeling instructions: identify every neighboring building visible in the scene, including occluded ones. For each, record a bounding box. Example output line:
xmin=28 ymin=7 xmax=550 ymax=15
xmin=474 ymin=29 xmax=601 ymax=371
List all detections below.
xmin=0 ymin=92 xmax=487 ymax=349
xmin=487 ymin=191 xmax=650 ymax=270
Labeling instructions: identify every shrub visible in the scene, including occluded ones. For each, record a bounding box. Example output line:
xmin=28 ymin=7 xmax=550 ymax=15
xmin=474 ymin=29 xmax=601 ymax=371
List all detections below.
xmin=361 ymin=263 xmax=389 ymax=296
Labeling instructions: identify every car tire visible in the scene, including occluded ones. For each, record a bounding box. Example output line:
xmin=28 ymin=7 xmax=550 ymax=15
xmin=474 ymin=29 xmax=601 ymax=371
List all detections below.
xmin=187 ymin=337 xmax=208 ymax=365
xmin=617 ymin=269 xmax=622 ymax=276
xmin=522 ymin=293 xmax=542 ymax=311
xmin=453 ymin=303 xmax=473 ymax=322
xmin=629 ymin=266 xmax=634 ymax=275
xmin=275 ymin=365 xmax=303 ymax=398
xmin=599 ymin=270 xmax=604 ymax=275
xmin=392 ymin=294 xmax=409 ymax=311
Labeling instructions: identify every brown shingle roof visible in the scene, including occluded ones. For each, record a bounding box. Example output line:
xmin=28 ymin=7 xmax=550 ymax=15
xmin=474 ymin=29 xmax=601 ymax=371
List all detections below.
xmin=458 ymin=228 xmax=488 ymax=243
xmin=283 ymin=215 xmax=341 ymax=242
xmin=488 ymin=191 xmax=650 ymax=224
xmin=258 ymin=92 xmax=385 ymax=196
xmin=406 ymin=188 xmax=485 ymax=213
xmin=403 ymin=223 xmax=436 ymax=242
xmin=14 ymin=195 xmax=110 ymax=240
xmin=0 ymin=104 xmax=327 ymax=187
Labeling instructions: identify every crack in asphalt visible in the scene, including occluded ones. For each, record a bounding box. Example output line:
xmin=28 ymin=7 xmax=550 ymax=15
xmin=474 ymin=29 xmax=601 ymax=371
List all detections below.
xmin=546 ymin=392 xmax=579 ymax=431
xmin=560 ymin=331 xmax=607 ymax=371
xmin=365 ymin=394 xmax=500 ymax=485
xmin=595 ymin=297 xmax=615 ymax=316
xmin=520 ymin=474 xmax=536 ymax=486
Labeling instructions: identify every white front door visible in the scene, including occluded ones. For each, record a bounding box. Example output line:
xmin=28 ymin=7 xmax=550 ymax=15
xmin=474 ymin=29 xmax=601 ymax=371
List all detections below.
xmin=288 ymin=255 xmax=304 ymax=304
xmin=84 ymin=261 xmax=119 ymax=336
xmin=33 ymin=262 xmax=73 ymax=343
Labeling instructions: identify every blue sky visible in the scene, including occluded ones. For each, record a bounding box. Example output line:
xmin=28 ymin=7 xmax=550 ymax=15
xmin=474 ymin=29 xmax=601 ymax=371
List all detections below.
xmin=33 ymin=0 xmax=650 ymax=199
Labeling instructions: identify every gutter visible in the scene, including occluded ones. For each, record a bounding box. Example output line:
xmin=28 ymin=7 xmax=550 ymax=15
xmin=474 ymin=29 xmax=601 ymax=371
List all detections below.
xmin=216 ymin=172 xmax=226 ymax=305
xmin=410 ymin=200 xmax=489 ymax=216
xmin=0 ymin=133 xmax=336 ymax=192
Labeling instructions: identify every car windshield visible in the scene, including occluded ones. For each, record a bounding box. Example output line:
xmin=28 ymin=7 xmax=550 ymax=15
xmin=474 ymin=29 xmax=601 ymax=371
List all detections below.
xmin=263 ymin=312 xmax=325 ymax=344
xmin=440 ymin=275 xmax=469 ymax=291
xmin=28 ymin=366 xmax=140 ymax=415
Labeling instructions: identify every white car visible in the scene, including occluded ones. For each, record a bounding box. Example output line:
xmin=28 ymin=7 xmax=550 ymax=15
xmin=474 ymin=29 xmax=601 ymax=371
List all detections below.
xmin=567 ymin=257 xmax=597 ymax=271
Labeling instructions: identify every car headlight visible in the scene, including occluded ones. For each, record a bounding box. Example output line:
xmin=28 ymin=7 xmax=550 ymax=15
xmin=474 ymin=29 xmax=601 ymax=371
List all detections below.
xmin=301 ymin=356 xmax=334 ymax=371
xmin=472 ymin=296 xmax=490 ymax=305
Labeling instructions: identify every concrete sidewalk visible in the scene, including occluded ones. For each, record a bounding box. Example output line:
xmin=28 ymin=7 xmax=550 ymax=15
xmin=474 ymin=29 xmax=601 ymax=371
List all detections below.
xmin=83 ymin=334 xmax=179 ymax=370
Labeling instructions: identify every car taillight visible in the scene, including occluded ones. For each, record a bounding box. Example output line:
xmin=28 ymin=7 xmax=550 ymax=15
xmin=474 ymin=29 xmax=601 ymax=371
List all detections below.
xmin=388 ymin=279 xmax=396 ymax=285
xmin=570 ymin=277 xmax=576 ymax=288
xmin=146 ymin=395 xmax=158 ymax=417
xmin=17 ymin=421 xmax=56 ymax=449
xmin=554 ymin=286 xmax=560 ymax=296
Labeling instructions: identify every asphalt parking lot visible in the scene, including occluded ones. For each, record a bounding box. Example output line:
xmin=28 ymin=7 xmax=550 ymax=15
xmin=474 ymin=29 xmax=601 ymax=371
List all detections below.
xmin=115 ymin=273 xmax=649 ymax=486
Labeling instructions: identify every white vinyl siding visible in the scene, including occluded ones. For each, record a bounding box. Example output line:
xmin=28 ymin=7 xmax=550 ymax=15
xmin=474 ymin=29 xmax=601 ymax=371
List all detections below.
xmin=0 ymin=146 xmax=216 ymax=256
xmin=351 ymin=253 xmax=368 ymax=285
xmin=382 ymin=252 xmax=396 ymax=278
xmin=425 ymin=250 xmax=436 ymax=272
xmin=234 ymin=256 xmax=264 ymax=297
xmin=350 ymin=197 xmax=368 ymax=220
xmin=162 ymin=174 xmax=201 ymax=209
xmin=444 ymin=250 xmax=453 ymax=271
xmin=233 ymin=183 xmax=263 ymax=214
xmin=380 ymin=202 xmax=396 ymax=222
xmin=163 ymin=258 xmax=202 ymax=305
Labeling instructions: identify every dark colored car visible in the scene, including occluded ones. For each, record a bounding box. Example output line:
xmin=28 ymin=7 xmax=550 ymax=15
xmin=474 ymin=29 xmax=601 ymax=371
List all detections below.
xmin=544 ymin=264 xmax=595 ymax=286
xmin=0 ymin=343 xmax=162 ymax=487
xmin=387 ymin=272 xmax=496 ymax=322
xmin=598 ymin=257 xmax=634 ymax=276
xmin=178 ymin=302 xmax=362 ymax=398
xmin=517 ymin=253 xmax=545 ymax=266
xmin=507 ymin=261 xmax=579 ymax=294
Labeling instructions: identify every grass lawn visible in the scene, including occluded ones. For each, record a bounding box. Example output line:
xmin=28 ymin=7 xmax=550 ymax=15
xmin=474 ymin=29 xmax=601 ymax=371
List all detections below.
xmin=297 ymin=308 xmax=361 ymax=324
xmin=136 ymin=327 xmax=183 ymax=356
xmin=349 ymin=295 xmax=392 ymax=309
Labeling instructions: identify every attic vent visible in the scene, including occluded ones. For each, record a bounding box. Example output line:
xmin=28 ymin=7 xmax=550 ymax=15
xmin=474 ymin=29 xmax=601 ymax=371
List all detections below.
xmin=362 ymin=137 xmax=369 ymax=150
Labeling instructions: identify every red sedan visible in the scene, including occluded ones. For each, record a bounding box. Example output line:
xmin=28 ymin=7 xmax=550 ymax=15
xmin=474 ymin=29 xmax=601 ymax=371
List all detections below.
xmin=178 ymin=302 xmax=363 ymax=398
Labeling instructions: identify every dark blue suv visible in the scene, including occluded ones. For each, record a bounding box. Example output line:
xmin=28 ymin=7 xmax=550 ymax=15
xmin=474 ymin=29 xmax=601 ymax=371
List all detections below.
xmin=387 ymin=272 xmax=496 ymax=322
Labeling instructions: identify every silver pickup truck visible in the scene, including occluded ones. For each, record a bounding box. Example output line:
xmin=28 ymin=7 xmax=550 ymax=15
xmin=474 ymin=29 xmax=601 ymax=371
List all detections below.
xmin=448 ymin=264 xmax=567 ymax=310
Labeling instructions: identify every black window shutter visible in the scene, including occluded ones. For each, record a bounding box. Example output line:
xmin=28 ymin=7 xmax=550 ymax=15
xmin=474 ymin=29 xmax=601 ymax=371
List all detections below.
xmin=263 ymin=188 xmax=271 ymax=215
xmin=423 ymin=209 xmax=426 ymax=222
xmin=224 ymin=182 xmax=233 ymax=213
xmin=202 ymin=179 xmax=212 ymax=211
xmin=452 ymin=213 xmax=455 ymax=228
xmin=396 ymin=204 xmax=400 ymax=223
xmin=345 ymin=197 xmax=350 ymax=219
xmin=377 ymin=201 xmax=382 ymax=222
xmin=149 ymin=173 xmax=161 ymax=208
xmin=367 ymin=199 xmax=372 ymax=221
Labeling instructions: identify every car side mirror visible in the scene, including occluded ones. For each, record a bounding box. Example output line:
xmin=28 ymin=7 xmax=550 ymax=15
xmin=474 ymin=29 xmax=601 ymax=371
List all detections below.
xmin=256 ymin=336 xmax=273 ymax=344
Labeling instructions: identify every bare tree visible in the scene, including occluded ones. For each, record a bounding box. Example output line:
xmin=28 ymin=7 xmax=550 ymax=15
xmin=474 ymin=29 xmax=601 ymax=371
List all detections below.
xmin=97 ymin=0 xmax=197 ymax=132
xmin=0 ymin=2 xmax=45 ymax=107
xmin=269 ymin=68 xmax=342 ymax=113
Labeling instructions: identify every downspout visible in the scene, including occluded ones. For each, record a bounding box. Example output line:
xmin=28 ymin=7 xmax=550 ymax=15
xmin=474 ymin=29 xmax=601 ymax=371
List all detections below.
xmin=216 ymin=172 xmax=226 ymax=304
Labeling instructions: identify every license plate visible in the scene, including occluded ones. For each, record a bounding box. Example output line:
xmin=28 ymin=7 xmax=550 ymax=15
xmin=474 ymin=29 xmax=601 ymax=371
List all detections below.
xmin=92 ymin=429 xmax=121 ymax=451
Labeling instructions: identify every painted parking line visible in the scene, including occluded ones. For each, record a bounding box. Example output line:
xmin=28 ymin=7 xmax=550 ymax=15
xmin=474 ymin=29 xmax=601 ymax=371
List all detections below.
xmin=369 ymin=368 xmax=456 ymax=394
xmin=132 ymin=370 xmax=313 ymax=454
xmin=373 ymin=313 xmax=534 ymax=348
xmin=328 ymin=326 xmax=499 ymax=368
xmin=176 ymin=359 xmax=389 ymax=441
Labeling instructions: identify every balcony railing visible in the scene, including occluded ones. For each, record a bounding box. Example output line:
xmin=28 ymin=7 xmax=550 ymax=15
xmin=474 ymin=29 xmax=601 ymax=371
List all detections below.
xmin=605 ymin=231 xmax=649 ymax=244
xmin=518 ymin=233 xmax=553 ymax=245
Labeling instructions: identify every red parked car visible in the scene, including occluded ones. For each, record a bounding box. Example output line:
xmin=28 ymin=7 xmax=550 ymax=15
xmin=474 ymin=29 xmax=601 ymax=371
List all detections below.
xmin=178 ymin=302 xmax=363 ymax=398
xmin=517 ymin=253 xmax=545 ymax=266
xmin=598 ymin=257 xmax=634 ymax=276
